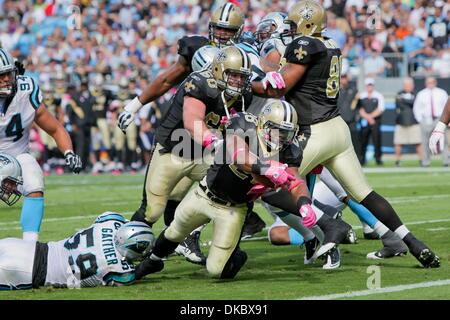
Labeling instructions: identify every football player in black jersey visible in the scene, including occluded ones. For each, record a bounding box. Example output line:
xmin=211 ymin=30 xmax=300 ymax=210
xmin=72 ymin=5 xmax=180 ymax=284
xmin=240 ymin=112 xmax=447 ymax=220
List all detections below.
xmin=252 ymin=0 xmax=440 ymax=268
xmin=127 ymin=46 xmax=252 ymax=265
xmin=117 ymin=2 xmax=245 ymax=263
xmin=135 ymin=100 xmax=350 ymax=280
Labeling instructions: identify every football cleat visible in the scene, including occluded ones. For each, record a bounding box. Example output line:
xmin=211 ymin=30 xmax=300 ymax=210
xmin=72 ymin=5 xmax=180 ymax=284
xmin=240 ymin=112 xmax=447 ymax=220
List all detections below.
xmin=322 ymin=246 xmax=340 ymax=270
xmin=175 ymin=231 xmax=207 ymax=265
xmin=303 ymin=237 xmax=320 ymax=265
xmin=407 ymin=237 xmax=440 ymax=268
xmin=363 ymin=231 xmax=380 ymax=240
xmin=134 ymin=257 xmax=164 ymax=280
xmin=366 ymin=230 xmax=408 ymax=259
xmin=342 ymin=227 xmax=358 ymax=244
xmin=241 ymin=211 xmax=266 ymax=240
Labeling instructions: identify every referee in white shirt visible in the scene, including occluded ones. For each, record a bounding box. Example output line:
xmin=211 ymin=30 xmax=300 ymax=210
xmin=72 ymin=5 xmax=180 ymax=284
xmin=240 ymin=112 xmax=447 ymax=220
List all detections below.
xmin=413 ymin=77 xmax=449 ymax=167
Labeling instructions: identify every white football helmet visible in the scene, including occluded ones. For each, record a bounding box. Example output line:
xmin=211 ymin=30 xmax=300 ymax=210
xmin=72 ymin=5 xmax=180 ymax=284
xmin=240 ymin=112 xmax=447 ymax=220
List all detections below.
xmin=114 ymin=221 xmax=155 ymax=261
xmin=0 ymin=153 xmax=23 ymax=206
xmin=191 ymin=45 xmax=220 ymax=72
xmin=255 ymin=12 xmax=290 ymax=47
xmin=0 ymin=48 xmax=17 ymax=98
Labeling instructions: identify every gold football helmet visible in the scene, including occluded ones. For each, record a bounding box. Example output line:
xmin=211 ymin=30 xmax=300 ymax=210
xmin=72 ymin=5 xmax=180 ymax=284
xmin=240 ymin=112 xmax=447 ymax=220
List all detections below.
xmin=257 ymin=100 xmax=298 ymax=154
xmin=209 ymin=2 xmax=245 ymax=48
xmin=281 ymin=0 xmax=326 ymax=44
xmin=211 ymin=46 xmax=252 ymax=98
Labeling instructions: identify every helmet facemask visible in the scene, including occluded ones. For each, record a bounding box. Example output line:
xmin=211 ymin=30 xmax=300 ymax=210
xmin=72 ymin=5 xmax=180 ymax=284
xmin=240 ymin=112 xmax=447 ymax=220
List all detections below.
xmin=280 ymin=20 xmax=298 ymax=46
xmin=0 ymin=67 xmax=17 ymax=98
xmin=221 ymin=69 xmax=251 ymax=98
xmin=255 ymin=20 xmax=277 ymax=49
xmin=0 ymin=176 xmax=22 ymax=206
xmin=209 ymin=2 xmax=245 ymax=48
xmin=259 ymin=120 xmax=296 ymax=153
xmin=209 ymin=23 xmax=242 ymax=48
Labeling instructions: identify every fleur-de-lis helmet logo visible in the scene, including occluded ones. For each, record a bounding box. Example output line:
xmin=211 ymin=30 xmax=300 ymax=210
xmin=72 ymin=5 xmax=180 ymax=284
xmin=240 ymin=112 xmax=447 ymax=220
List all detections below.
xmin=301 ymin=6 xmax=314 ymax=21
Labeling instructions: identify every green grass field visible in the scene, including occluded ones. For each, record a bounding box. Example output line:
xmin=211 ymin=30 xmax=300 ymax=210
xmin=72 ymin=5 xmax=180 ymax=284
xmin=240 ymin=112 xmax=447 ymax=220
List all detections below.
xmin=1 ymin=160 xmax=449 ymax=300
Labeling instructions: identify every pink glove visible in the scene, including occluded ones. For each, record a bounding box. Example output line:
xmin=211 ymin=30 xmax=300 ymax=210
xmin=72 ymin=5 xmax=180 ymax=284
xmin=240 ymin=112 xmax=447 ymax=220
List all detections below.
xmin=262 ymin=71 xmax=285 ymax=90
xmin=299 ymin=203 xmax=316 ymax=228
xmin=263 ymin=160 xmax=295 ymax=188
xmin=202 ymin=133 xmax=219 ymax=150
xmin=247 ymin=184 xmax=272 ymax=201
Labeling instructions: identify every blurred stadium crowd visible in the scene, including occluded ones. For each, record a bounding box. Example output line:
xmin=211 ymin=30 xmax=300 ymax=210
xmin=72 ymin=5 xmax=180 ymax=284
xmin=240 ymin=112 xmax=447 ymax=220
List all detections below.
xmin=0 ymin=0 xmax=449 ymax=174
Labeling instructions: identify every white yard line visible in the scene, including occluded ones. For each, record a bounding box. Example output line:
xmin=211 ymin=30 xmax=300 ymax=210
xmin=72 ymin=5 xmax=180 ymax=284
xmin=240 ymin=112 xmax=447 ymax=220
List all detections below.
xmin=427 ymin=227 xmax=450 ymax=232
xmin=0 ymin=212 xmax=133 ymax=228
xmin=300 ymin=279 xmax=450 ymax=300
xmin=364 ymin=167 xmax=450 ymax=174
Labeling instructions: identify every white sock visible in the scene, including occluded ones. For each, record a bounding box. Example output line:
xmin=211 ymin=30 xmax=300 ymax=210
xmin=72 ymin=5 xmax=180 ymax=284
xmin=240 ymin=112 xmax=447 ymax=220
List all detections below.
xmin=362 ymin=222 xmax=374 ymax=234
xmin=373 ymin=221 xmax=389 ymax=237
xmin=394 ymin=225 xmax=410 ymax=239
xmin=23 ymin=232 xmax=38 ymax=242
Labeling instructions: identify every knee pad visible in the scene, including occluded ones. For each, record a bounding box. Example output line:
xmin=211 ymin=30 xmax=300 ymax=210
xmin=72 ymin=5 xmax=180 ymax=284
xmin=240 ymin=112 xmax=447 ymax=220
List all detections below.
xmin=219 ymin=248 xmax=248 ymax=279
xmin=16 ymin=154 xmax=44 ymax=195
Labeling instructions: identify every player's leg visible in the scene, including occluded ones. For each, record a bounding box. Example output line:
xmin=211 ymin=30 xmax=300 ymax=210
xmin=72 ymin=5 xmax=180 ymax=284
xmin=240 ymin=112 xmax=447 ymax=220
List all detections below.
xmin=125 ymin=122 xmax=139 ymax=171
xmin=268 ymin=216 xmax=304 ymax=246
xmin=135 ymin=186 xmax=211 ymax=279
xmin=132 ymin=144 xmax=192 ymax=226
xmin=97 ymin=118 xmax=112 ymax=163
xmin=206 ymin=202 xmax=248 ymax=279
xmin=317 ymin=171 xmax=407 ymax=257
xmin=0 ymin=238 xmax=35 ymax=290
xmin=16 ymin=154 xmax=45 ymax=242
xmin=167 ymin=176 xmax=208 ymax=265
xmin=324 ymin=118 xmax=439 ymax=267
xmin=113 ymin=125 xmax=125 ymax=172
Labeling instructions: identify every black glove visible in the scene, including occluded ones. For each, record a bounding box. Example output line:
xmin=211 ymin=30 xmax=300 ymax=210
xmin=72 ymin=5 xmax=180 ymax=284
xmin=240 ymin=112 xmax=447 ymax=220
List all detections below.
xmin=15 ymin=61 xmax=25 ymax=75
xmin=64 ymin=150 xmax=82 ymax=174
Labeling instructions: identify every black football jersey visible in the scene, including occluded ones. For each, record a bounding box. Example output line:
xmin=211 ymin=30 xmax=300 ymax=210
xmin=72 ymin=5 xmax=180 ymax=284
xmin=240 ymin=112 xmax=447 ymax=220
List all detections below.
xmin=178 ymin=35 xmax=210 ymax=72
xmin=155 ymin=70 xmax=253 ymax=159
xmin=283 ymin=36 xmax=342 ymax=126
xmin=206 ymin=112 xmax=301 ymax=204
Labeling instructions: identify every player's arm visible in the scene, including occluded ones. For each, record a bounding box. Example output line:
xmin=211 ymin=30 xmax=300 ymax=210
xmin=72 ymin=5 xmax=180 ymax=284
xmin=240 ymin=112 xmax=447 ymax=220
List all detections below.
xmin=260 ymin=50 xmax=282 ymax=72
xmin=438 ymin=97 xmax=450 ymax=125
xmin=139 ymin=56 xmax=190 ymax=105
xmin=118 ymin=56 xmax=190 ymax=131
xmin=429 ymin=97 xmax=450 ymax=154
xmin=227 ymin=133 xmax=297 ymax=188
xmin=183 ymin=96 xmax=220 ymax=149
xmin=34 ymin=105 xmax=82 ymax=173
xmin=251 ymin=62 xmax=307 ymax=98
xmin=103 ymin=271 xmax=135 ymax=287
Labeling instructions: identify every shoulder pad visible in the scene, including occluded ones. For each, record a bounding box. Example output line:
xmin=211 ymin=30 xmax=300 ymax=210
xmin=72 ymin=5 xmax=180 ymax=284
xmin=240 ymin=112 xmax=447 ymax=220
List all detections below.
xmin=183 ymin=71 xmax=219 ymax=100
xmin=16 ymin=76 xmax=42 ymax=109
xmin=284 ymin=36 xmax=326 ymax=65
xmin=178 ymin=36 xmax=210 ymax=67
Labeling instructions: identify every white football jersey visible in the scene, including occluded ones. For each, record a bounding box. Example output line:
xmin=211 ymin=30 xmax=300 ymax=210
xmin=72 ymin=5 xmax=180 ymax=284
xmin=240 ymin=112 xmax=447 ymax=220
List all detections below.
xmin=45 ymin=212 xmax=135 ymax=288
xmin=236 ymin=42 xmax=273 ymax=116
xmin=260 ymin=38 xmax=286 ymax=59
xmin=0 ymin=76 xmax=43 ymax=157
